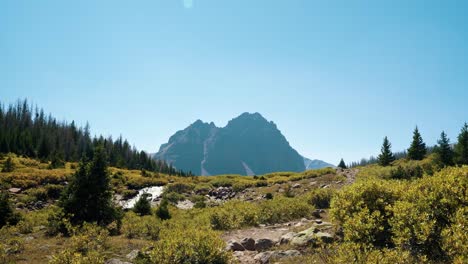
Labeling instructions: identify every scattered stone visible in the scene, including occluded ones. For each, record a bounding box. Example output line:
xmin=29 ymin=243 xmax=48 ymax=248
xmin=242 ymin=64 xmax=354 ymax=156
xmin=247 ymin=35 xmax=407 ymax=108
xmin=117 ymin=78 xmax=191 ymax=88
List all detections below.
xmin=279 ymin=232 xmax=296 ymax=245
xmin=105 ymin=259 xmax=131 ymax=264
xmin=292 ymin=183 xmax=301 ymax=188
xmin=315 ymin=219 xmax=322 ymax=224
xmin=312 ymin=209 xmax=324 ymax=218
xmin=254 ymin=251 xmax=273 ymax=264
xmin=24 ymin=236 xmax=35 ymax=242
xmin=8 ymin=188 xmax=21 ymax=194
xmin=254 ymin=238 xmax=274 ymax=251
xmin=254 ymin=250 xmax=301 ymax=264
xmin=126 ymin=249 xmax=139 ymax=260
xmin=176 ymin=200 xmax=194 ymax=210
xmin=226 ymin=240 xmax=245 ymax=251
xmin=290 ymin=224 xmax=334 ymax=247
xmin=240 ymin=237 xmax=256 ymax=251
xmin=309 ymin=181 xmax=317 ymax=186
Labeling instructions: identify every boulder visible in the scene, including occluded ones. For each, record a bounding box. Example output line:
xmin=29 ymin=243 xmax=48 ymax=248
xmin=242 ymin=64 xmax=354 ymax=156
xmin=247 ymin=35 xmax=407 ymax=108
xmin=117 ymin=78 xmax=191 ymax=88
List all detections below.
xmin=226 ymin=240 xmax=245 ymax=251
xmin=240 ymin=237 xmax=255 ymax=251
xmin=254 ymin=251 xmax=273 ymax=264
xmin=292 ymin=183 xmax=301 ymax=188
xmin=126 ymin=249 xmax=139 ymax=260
xmin=105 ymin=259 xmax=132 ymax=264
xmin=254 ymin=238 xmax=274 ymax=251
xmin=279 ymin=232 xmax=296 ymax=245
xmin=290 ymin=224 xmax=334 ymax=247
xmin=8 ymin=188 xmax=21 ymax=194
xmin=254 ymin=250 xmax=301 ymax=264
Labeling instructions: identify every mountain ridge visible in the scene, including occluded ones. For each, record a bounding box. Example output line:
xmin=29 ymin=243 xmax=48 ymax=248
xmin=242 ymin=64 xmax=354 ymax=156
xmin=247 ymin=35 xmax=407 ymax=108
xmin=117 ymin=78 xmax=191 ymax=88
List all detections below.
xmin=154 ymin=113 xmax=331 ymax=175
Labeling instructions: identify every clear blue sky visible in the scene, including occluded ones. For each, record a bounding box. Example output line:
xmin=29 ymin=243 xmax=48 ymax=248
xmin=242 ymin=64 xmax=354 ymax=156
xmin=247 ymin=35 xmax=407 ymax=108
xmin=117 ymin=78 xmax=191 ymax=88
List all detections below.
xmin=1 ymin=0 xmax=467 ymax=165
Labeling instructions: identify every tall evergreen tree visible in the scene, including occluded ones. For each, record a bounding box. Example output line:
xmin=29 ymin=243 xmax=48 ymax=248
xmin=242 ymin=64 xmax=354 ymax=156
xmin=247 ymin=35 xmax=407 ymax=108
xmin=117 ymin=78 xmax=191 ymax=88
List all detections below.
xmin=435 ymin=131 xmax=454 ymax=166
xmin=133 ymin=193 xmax=152 ymax=216
xmin=0 ymin=191 xmax=20 ymax=228
xmin=60 ymin=147 xmax=120 ymax=226
xmin=455 ymin=123 xmax=468 ymax=165
xmin=378 ymin=136 xmax=395 ymax=166
xmin=2 ymin=156 xmax=15 ymax=172
xmin=407 ymin=126 xmax=427 ymax=160
xmin=337 ymin=158 xmax=347 ymax=169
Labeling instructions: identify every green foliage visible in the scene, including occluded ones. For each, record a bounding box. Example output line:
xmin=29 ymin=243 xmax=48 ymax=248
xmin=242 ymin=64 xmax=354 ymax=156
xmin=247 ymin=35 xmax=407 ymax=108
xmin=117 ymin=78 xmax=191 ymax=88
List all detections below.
xmin=155 ymin=199 xmax=171 ymax=220
xmin=306 ymin=188 xmax=335 ymax=209
xmin=378 ymin=136 xmax=395 ymax=166
xmin=0 ymin=191 xmax=20 ymax=228
xmin=133 ymin=193 xmax=152 ymax=216
xmin=408 ymin=126 xmax=427 ymax=160
xmin=331 ymin=179 xmax=402 ymax=246
xmin=209 ymin=196 xmax=314 ymax=230
xmin=389 ymin=165 xmax=423 ymax=180
xmin=435 ymin=131 xmax=454 ymax=166
xmin=121 ymin=212 xmax=160 ymax=240
xmin=265 ymin=192 xmax=273 ymax=200
xmin=332 ymin=166 xmax=468 ymax=261
xmin=337 ymin=158 xmax=347 ymax=169
xmin=1 ymin=157 xmax=15 ymax=172
xmin=389 ymin=166 xmax=468 ymax=260
xmin=59 ymin=147 xmax=121 ymax=227
xmin=49 ymin=223 xmax=108 ymax=264
xmin=141 ymin=227 xmax=231 ymax=264
xmin=455 ymin=122 xmax=468 ymax=165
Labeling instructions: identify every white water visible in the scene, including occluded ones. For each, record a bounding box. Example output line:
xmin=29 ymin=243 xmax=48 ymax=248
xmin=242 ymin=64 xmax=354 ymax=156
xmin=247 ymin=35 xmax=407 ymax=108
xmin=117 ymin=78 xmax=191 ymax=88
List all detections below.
xmin=121 ymin=186 xmax=164 ymax=209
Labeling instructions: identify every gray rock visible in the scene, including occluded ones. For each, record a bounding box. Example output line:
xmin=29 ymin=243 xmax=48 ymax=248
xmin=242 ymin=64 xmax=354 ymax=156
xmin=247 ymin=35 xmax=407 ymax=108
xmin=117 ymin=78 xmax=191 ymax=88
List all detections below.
xmin=254 ymin=250 xmax=301 ymax=264
xmin=292 ymin=183 xmax=301 ymax=188
xmin=254 ymin=238 xmax=274 ymax=251
xmin=240 ymin=237 xmax=255 ymax=251
xmin=226 ymin=240 xmax=245 ymax=251
xmin=105 ymin=259 xmax=132 ymax=264
xmin=290 ymin=223 xmax=334 ymax=247
xmin=126 ymin=249 xmax=139 ymax=260
xmin=254 ymin=251 xmax=273 ymax=264
xmin=279 ymin=232 xmax=296 ymax=245
xmin=8 ymin=188 xmax=22 ymax=194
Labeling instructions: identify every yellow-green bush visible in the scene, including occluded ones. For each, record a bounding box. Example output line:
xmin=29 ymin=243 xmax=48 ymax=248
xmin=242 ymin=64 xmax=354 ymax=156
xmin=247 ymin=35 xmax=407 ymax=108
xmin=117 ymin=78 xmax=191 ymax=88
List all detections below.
xmin=330 ymin=179 xmax=403 ymax=246
xmin=121 ymin=212 xmax=160 ymax=240
xmin=306 ymin=188 xmax=336 ymax=209
xmin=390 ymin=166 xmax=468 ymax=260
xmin=141 ymin=226 xmax=231 ymax=264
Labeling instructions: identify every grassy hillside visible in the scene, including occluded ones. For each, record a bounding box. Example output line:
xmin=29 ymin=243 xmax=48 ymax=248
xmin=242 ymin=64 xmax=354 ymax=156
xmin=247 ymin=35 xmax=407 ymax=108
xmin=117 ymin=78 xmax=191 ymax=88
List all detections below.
xmin=0 ymin=153 xmax=466 ymax=263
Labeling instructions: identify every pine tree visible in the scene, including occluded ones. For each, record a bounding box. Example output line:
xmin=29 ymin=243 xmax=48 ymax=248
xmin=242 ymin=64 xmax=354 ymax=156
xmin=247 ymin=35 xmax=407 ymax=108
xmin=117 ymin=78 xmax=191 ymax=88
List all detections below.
xmin=2 ymin=157 xmax=15 ymax=172
xmin=455 ymin=123 xmax=468 ymax=165
xmin=155 ymin=198 xmax=171 ymax=220
xmin=378 ymin=137 xmax=395 ymax=166
xmin=407 ymin=126 xmax=426 ymax=160
xmin=133 ymin=193 xmax=152 ymax=216
xmin=337 ymin=158 xmax=347 ymax=169
xmin=60 ymin=147 xmax=121 ymax=226
xmin=0 ymin=191 xmax=20 ymax=228
xmin=435 ymin=131 xmax=454 ymax=166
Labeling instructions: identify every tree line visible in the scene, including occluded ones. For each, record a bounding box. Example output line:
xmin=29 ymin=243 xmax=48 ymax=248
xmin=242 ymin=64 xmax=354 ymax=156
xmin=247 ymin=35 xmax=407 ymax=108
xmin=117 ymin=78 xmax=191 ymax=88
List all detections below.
xmin=343 ymin=124 xmax=468 ymax=168
xmin=0 ymin=99 xmax=191 ymax=176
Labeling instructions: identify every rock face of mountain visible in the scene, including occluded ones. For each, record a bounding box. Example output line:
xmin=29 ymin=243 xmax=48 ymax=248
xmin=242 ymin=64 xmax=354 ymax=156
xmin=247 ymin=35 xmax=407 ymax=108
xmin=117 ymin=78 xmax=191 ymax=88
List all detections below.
xmin=303 ymin=157 xmax=335 ymax=170
xmin=154 ymin=113 xmax=306 ymax=176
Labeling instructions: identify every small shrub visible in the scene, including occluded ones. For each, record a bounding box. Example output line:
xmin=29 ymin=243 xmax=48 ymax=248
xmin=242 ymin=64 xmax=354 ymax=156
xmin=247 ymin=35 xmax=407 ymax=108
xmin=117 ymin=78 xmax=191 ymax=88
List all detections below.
xmin=133 ymin=194 xmax=152 ymax=216
xmin=307 ymin=188 xmax=335 ymax=209
xmin=265 ymin=192 xmax=273 ymax=200
xmin=1 ymin=157 xmax=15 ymax=172
xmin=155 ymin=199 xmax=171 ymax=220
xmin=143 ymin=227 xmax=231 ymax=264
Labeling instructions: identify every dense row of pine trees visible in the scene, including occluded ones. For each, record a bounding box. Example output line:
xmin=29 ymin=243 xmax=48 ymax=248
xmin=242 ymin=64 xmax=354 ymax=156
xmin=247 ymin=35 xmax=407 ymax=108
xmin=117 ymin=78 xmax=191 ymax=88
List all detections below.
xmin=348 ymin=123 xmax=468 ymax=168
xmin=0 ymin=100 xmax=190 ymax=176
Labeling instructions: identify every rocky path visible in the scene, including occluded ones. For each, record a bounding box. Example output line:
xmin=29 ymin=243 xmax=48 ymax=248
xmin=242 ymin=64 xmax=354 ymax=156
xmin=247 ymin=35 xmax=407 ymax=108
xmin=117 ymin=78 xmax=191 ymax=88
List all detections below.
xmin=222 ymin=213 xmax=336 ymax=264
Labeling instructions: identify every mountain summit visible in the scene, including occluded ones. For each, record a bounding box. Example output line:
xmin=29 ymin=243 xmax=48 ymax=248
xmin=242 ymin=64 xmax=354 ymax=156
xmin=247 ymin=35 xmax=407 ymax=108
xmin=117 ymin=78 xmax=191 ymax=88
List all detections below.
xmin=154 ymin=113 xmax=306 ymax=175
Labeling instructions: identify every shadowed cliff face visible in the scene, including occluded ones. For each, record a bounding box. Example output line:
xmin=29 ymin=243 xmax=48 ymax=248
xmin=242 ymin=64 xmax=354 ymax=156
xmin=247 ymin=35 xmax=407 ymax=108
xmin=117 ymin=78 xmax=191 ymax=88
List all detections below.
xmin=154 ymin=113 xmax=305 ymax=176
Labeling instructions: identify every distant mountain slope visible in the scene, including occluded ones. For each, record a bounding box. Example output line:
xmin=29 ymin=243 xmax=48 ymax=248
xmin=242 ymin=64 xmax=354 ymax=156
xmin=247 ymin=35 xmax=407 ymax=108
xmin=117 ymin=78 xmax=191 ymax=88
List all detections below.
xmin=154 ymin=113 xmax=306 ymax=175
xmin=303 ymin=157 xmax=335 ymax=170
